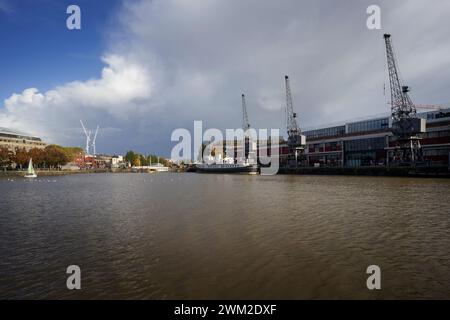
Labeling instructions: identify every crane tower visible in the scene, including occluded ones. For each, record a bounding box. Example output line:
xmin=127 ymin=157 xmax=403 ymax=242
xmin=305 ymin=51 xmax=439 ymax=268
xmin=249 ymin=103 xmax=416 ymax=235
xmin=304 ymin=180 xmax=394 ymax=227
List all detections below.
xmin=383 ymin=34 xmax=425 ymax=166
xmin=284 ymin=75 xmax=306 ymax=167
xmin=241 ymin=94 xmax=250 ymax=131
xmin=241 ymin=94 xmax=252 ymax=161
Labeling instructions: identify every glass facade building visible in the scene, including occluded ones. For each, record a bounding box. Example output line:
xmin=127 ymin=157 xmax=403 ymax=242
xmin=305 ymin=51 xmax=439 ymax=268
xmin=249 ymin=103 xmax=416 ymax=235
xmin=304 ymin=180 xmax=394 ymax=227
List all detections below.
xmin=347 ymin=118 xmax=389 ymax=134
xmin=344 ymin=137 xmax=386 ymax=167
xmin=302 ymin=109 xmax=450 ymax=167
xmin=344 ymin=137 xmax=386 ymax=152
xmin=304 ymin=125 xmax=345 ymax=139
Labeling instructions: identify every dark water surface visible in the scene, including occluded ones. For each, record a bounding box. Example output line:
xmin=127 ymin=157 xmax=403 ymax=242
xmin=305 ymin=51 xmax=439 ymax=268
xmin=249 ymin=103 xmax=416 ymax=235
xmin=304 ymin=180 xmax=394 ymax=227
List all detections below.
xmin=0 ymin=173 xmax=449 ymax=299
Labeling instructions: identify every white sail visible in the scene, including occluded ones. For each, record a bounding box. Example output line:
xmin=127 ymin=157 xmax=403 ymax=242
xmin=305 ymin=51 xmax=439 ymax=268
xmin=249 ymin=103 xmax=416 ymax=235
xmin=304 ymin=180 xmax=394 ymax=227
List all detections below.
xmin=25 ymin=158 xmax=37 ymax=178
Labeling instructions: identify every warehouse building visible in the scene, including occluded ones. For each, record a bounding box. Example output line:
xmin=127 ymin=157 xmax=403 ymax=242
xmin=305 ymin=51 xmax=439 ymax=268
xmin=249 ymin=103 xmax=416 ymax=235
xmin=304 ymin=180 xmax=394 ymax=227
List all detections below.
xmin=0 ymin=127 xmax=47 ymax=152
xmin=303 ymin=109 xmax=450 ymax=167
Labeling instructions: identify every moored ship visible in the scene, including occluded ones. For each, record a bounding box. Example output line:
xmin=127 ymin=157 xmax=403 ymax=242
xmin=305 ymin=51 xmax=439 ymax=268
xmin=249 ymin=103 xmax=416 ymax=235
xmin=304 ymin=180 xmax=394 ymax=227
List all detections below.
xmin=196 ymin=155 xmax=258 ymax=174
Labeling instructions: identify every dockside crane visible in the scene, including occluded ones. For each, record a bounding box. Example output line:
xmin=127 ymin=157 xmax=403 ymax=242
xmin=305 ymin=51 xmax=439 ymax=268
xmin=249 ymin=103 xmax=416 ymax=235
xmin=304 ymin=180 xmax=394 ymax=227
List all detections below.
xmin=284 ymin=75 xmax=306 ymax=167
xmin=80 ymin=120 xmax=91 ymax=155
xmin=92 ymin=125 xmax=99 ymax=156
xmin=383 ymin=34 xmax=425 ymax=166
xmin=241 ymin=94 xmax=251 ymax=161
xmin=242 ymin=94 xmax=250 ymax=131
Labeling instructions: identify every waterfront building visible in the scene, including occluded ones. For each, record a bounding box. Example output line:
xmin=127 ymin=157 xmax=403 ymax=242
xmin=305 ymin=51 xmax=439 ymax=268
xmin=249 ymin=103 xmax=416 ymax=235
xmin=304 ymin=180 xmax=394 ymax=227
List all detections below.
xmin=75 ymin=155 xmax=96 ymax=170
xmin=95 ymin=154 xmax=113 ymax=168
xmin=303 ymin=109 xmax=450 ymax=167
xmin=111 ymin=155 xmax=125 ymax=168
xmin=0 ymin=127 xmax=47 ymax=152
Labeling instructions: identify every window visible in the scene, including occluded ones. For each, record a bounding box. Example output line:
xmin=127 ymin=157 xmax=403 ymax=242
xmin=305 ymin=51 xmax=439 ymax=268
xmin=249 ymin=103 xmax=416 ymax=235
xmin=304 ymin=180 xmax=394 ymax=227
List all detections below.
xmin=347 ymin=118 xmax=389 ymax=134
xmin=344 ymin=137 xmax=386 ymax=152
xmin=304 ymin=126 xmax=345 ymax=139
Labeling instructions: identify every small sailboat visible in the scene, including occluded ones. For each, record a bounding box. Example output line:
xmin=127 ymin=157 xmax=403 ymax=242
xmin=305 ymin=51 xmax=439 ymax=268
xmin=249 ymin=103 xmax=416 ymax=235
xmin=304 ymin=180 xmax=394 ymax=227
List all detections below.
xmin=24 ymin=158 xmax=37 ymax=178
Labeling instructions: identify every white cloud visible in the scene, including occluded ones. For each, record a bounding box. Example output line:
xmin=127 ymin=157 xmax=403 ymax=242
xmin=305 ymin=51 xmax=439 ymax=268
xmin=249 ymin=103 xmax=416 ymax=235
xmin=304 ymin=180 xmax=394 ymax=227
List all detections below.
xmin=1 ymin=55 xmax=153 ymax=148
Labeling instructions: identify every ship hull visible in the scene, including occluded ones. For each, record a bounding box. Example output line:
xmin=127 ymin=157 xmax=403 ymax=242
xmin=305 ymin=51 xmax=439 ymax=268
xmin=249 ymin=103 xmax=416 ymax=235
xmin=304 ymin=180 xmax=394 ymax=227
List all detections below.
xmin=196 ymin=164 xmax=258 ymax=174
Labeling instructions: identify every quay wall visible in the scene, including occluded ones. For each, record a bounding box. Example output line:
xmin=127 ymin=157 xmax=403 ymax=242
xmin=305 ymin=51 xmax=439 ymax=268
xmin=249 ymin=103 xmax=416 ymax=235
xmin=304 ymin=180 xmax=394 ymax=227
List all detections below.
xmin=278 ymin=166 xmax=450 ymax=178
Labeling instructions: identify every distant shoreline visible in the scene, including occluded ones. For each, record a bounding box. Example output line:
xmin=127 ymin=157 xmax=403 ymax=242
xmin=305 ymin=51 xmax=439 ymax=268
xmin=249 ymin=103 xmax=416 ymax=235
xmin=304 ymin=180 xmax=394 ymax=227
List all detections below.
xmin=0 ymin=169 xmax=124 ymax=177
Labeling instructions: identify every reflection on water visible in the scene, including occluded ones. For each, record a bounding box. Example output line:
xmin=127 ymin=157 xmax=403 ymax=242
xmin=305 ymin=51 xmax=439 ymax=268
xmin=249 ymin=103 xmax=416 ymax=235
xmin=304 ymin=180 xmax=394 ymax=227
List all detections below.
xmin=0 ymin=173 xmax=449 ymax=299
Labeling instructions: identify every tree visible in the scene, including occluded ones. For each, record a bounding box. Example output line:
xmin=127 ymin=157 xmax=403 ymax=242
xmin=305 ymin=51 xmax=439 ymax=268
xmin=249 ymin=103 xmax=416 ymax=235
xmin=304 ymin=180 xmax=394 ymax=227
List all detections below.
xmin=12 ymin=148 xmax=29 ymax=170
xmin=139 ymin=154 xmax=149 ymax=166
xmin=43 ymin=145 xmax=69 ymax=169
xmin=0 ymin=147 xmax=12 ymax=170
xmin=124 ymin=151 xmax=136 ymax=164
xmin=28 ymin=148 xmax=45 ymax=168
xmin=132 ymin=157 xmax=141 ymax=167
xmin=62 ymin=147 xmax=84 ymax=162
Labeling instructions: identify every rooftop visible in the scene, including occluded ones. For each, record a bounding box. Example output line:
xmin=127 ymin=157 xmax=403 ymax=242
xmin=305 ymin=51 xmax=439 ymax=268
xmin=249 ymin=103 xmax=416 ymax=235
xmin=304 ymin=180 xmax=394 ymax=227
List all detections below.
xmin=303 ymin=108 xmax=450 ymax=132
xmin=0 ymin=127 xmax=42 ymax=140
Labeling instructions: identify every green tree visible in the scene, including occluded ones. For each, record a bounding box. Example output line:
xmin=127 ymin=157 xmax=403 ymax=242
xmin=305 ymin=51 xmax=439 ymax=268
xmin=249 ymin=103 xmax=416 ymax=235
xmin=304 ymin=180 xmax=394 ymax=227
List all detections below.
xmin=62 ymin=147 xmax=84 ymax=162
xmin=43 ymin=145 xmax=69 ymax=169
xmin=124 ymin=151 xmax=136 ymax=164
xmin=139 ymin=154 xmax=149 ymax=166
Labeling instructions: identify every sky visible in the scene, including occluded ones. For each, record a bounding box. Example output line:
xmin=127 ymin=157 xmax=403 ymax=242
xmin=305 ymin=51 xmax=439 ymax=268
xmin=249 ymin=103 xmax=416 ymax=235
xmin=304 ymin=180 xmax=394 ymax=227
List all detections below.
xmin=1 ymin=0 xmax=450 ymax=157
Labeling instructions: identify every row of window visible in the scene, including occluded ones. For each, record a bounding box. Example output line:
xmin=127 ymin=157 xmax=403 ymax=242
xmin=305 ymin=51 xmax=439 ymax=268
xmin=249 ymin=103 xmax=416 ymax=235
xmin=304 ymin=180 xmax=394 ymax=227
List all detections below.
xmin=347 ymin=118 xmax=389 ymax=134
xmin=304 ymin=126 xmax=345 ymax=139
xmin=423 ymin=130 xmax=450 ymax=138
xmin=0 ymin=139 xmax=46 ymax=146
xmin=308 ymin=141 xmax=342 ymax=152
xmin=423 ymin=149 xmax=450 ymax=156
xmin=305 ymin=118 xmax=390 ymax=139
xmin=0 ymin=133 xmax=42 ymax=142
xmin=345 ymin=150 xmax=383 ymax=167
xmin=426 ymin=111 xmax=450 ymax=120
xmin=344 ymin=137 xmax=386 ymax=152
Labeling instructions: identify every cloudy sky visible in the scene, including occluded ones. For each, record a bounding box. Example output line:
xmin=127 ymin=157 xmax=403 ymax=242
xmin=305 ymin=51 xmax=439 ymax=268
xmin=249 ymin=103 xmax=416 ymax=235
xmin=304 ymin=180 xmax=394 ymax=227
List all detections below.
xmin=1 ymin=0 xmax=450 ymax=156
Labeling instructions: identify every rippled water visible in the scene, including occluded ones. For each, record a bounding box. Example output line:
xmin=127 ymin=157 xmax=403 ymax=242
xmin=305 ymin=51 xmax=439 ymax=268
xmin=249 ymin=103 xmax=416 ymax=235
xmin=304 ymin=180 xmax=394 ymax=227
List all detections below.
xmin=0 ymin=173 xmax=449 ymax=299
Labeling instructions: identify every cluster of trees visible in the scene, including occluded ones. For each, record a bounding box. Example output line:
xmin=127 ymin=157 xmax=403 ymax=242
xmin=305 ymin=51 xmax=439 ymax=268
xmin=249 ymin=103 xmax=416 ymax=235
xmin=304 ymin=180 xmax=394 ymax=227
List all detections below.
xmin=124 ymin=151 xmax=169 ymax=167
xmin=0 ymin=145 xmax=84 ymax=170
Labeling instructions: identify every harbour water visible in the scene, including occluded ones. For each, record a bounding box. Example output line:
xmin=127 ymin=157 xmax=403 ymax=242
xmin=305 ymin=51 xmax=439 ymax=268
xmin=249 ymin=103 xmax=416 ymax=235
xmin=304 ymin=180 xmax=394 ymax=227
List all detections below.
xmin=0 ymin=173 xmax=449 ymax=299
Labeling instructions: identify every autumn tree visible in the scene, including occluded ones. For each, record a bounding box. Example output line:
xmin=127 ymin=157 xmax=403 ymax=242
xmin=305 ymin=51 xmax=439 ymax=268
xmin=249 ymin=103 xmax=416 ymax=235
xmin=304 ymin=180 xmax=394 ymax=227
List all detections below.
xmin=62 ymin=147 xmax=84 ymax=162
xmin=132 ymin=157 xmax=141 ymax=167
xmin=43 ymin=145 xmax=69 ymax=169
xmin=0 ymin=147 xmax=12 ymax=170
xmin=28 ymin=148 xmax=45 ymax=168
xmin=12 ymin=148 xmax=29 ymax=170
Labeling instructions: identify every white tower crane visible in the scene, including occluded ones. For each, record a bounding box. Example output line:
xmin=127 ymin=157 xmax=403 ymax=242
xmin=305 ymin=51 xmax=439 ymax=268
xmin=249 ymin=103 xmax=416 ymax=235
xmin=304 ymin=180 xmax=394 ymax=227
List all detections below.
xmin=80 ymin=120 xmax=91 ymax=155
xmin=92 ymin=125 xmax=99 ymax=156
